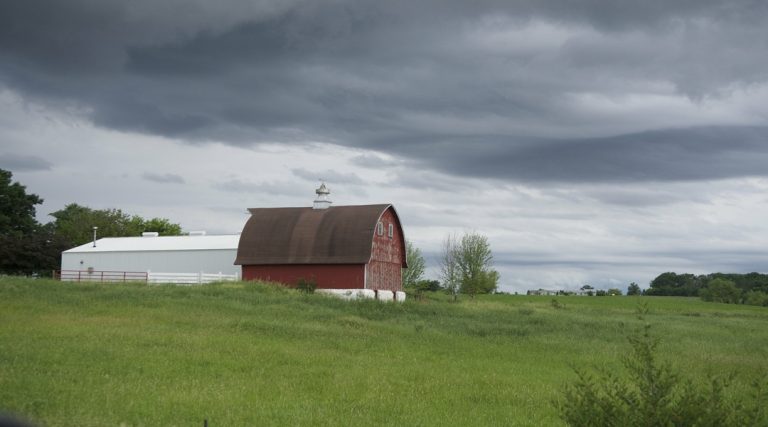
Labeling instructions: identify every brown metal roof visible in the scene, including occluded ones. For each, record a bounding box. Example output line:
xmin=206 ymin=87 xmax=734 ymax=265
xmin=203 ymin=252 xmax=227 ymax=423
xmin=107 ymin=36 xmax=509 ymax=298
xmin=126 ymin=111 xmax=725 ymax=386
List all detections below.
xmin=235 ymin=204 xmax=406 ymax=266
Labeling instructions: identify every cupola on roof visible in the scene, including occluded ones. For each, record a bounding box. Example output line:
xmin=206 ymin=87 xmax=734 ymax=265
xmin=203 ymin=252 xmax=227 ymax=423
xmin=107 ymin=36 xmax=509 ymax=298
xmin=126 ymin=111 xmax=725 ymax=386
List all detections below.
xmin=313 ymin=182 xmax=332 ymax=210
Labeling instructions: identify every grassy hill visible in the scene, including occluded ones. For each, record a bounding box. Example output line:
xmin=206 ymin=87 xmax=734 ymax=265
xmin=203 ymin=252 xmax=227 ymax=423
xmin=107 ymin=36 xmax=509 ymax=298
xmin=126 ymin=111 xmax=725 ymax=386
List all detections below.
xmin=1 ymin=277 xmax=767 ymax=426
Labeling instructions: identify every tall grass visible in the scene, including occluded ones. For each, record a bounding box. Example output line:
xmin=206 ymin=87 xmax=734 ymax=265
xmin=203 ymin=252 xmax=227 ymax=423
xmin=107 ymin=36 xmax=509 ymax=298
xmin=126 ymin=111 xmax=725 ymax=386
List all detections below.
xmin=1 ymin=277 xmax=767 ymax=426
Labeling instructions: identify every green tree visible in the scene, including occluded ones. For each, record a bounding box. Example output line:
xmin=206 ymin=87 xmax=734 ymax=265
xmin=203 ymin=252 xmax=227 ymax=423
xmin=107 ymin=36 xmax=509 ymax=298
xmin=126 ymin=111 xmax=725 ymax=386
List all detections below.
xmin=700 ymin=278 xmax=742 ymax=304
xmin=415 ymin=279 xmax=442 ymax=292
xmin=744 ymin=290 xmax=768 ymax=307
xmin=142 ymin=217 xmax=183 ymax=235
xmin=646 ymin=272 xmax=704 ymax=296
xmin=607 ymin=288 xmax=623 ymax=296
xmin=0 ymin=169 xmax=43 ymax=236
xmin=627 ymin=282 xmax=641 ymax=296
xmin=456 ymin=232 xmax=499 ymax=297
xmin=401 ymin=240 xmax=426 ymax=288
xmin=440 ymin=233 xmax=461 ymax=301
xmin=50 ymin=203 xmax=182 ymax=246
xmin=463 ymin=269 xmax=500 ymax=297
xmin=408 ymin=279 xmax=443 ymax=301
xmin=0 ymin=223 xmax=70 ymax=276
xmin=0 ymin=169 xmax=68 ymax=276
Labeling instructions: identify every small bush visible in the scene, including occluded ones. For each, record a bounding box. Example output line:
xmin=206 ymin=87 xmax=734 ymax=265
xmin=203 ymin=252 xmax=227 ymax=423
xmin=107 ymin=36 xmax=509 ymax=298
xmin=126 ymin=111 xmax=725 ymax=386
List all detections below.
xmin=295 ymin=277 xmax=317 ymax=294
xmin=558 ymin=324 xmax=768 ymax=426
xmin=550 ymin=299 xmax=565 ymax=309
xmin=635 ymin=301 xmax=650 ymax=316
xmin=744 ymin=290 xmax=768 ymax=307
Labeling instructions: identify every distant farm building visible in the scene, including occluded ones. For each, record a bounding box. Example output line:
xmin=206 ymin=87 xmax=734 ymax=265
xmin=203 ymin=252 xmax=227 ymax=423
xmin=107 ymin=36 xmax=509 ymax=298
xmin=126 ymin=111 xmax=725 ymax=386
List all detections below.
xmin=235 ymin=184 xmax=407 ymax=292
xmin=60 ymin=233 xmax=240 ymax=282
xmin=527 ymin=289 xmax=559 ymax=296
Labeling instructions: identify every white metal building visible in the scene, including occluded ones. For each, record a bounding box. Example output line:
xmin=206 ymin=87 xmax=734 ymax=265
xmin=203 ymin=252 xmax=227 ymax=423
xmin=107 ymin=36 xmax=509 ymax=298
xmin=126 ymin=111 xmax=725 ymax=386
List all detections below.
xmin=61 ymin=234 xmax=241 ymax=276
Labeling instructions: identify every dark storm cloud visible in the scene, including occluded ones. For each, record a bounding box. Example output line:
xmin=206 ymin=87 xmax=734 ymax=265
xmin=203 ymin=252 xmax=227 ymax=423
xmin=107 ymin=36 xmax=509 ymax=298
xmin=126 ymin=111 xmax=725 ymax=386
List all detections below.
xmin=0 ymin=153 xmax=52 ymax=172
xmin=401 ymin=126 xmax=768 ymax=182
xmin=141 ymin=172 xmax=185 ymax=184
xmin=2 ymin=0 xmax=768 ymax=183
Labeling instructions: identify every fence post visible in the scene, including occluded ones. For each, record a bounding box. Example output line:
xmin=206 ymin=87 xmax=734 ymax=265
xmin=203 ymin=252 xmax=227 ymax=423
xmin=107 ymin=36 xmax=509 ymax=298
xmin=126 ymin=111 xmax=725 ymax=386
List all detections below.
xmin=198 ymin=271 xmax=203 ymax=285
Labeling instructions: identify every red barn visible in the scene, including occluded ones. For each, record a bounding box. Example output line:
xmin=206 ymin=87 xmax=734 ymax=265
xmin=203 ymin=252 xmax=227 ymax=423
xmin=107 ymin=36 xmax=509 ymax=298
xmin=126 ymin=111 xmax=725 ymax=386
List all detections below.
xmin=234 ymin=184 xmax=407 ymax=291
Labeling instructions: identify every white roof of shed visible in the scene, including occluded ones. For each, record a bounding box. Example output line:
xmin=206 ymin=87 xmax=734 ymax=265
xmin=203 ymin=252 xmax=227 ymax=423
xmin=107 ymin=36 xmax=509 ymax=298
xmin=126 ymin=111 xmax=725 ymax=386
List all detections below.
xmin=63 ymin=235 xmax=240 ymax=253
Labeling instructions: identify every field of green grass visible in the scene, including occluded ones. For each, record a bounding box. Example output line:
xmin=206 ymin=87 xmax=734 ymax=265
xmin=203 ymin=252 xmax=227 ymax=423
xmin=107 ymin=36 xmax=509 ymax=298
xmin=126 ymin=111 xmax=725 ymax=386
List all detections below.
xmin=1 ymin=277 xmax=767 ymax=426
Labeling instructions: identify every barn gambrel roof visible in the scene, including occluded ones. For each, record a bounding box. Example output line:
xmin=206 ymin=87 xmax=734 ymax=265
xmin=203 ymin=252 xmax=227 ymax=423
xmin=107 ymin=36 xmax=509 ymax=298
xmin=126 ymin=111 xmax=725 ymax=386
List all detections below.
xmin=235 ymin=204 xmax=407 ymax=266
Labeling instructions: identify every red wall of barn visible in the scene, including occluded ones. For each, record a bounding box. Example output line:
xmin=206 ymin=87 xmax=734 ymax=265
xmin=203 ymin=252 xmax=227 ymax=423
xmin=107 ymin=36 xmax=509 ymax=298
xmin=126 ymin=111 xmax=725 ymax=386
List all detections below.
xmin=366 ymin=207 xmax=404 ymax=292
xmin=242 ymin=264 xmax=365 ymax=289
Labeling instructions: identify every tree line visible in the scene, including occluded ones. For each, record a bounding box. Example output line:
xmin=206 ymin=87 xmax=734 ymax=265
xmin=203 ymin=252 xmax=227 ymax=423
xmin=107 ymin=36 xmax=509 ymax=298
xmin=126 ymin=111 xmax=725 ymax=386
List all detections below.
xmin=0 ymin=169 xmax=182 ymax=276
xmin=401 ymin=232 xmax=500 ymax=299
xmin=643 ymin=271 xmax=768 ymax=306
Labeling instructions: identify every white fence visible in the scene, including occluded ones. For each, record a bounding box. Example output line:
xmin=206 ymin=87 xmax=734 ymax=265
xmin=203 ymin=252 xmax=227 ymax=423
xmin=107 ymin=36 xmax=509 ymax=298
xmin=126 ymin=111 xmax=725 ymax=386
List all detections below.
xmin=148 ymin=271 xmax=240 ymax=285
xmin=57 ymin=270 xmax=240 ymax=285
xmin=56 ymin=270 xmax=148 ymax=282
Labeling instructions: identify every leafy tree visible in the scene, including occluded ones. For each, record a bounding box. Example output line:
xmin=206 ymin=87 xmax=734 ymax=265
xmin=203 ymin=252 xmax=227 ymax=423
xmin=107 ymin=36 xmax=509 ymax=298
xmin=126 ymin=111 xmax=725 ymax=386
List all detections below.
xmin=407 ymin=279 xmax=443 ymax=301
xmin=0 ymin=169 xmax=43 ymax=236
xmin=50 ymin=203 xmax=182 ymax=246
xmin=607 ymin=288 xmax=623 ymax=296
xmin=646 ymin=272 xmax=704 ymax=296
xmin=439 ymin=233 xmax=461 ymax=301
xmin=0 ymin=169 xmax=67 ymax=276
xmin=706 ymin=272 xmax=768 ymax=294
xmin=700 ymin=278 xmax=741 ymax=304
xmin=462 ymin=269 xmax=499 ymax=297
xmin=456 ymin=232 xmax=499 ymax=297
xmin=0 ymin=223 xmax=69 ymax=276
xmin=415 ymin=279 xmax=442 ymax=292
xmin=142 ymin=217 xmax=183 ymax=235
xmin=627 ymin=282 xmax=641 ymax=296
xmin=744 ymin=290 xmax=768 ymax=307
xmin=401 ymin=240 xmax=426 ymax=288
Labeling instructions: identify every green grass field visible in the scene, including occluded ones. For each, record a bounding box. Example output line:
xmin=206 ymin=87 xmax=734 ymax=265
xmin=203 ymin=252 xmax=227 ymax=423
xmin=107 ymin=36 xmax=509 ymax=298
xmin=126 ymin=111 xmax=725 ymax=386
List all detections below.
xmin=1 ymin=277 xmax=767 ymax=426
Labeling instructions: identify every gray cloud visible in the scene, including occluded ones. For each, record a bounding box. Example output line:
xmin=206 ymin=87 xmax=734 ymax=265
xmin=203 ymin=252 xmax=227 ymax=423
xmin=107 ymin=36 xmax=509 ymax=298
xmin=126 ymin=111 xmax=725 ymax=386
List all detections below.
xmin=214 ymin=178 xmax=298 ymax=196
xmin=403 ymin=126 xmax=768 ymax=183
xmin=1 ymin=0 xmax=768 ymax=185
xmin=141 ymin=172 xmax=185 ymax=184
xmin=291 ymin=168 xmax=365 ymax=185
xmin=350 ymin=154 xmax=401 ymax=169
xmin=0 ymin=153 xmax=52 ymax=172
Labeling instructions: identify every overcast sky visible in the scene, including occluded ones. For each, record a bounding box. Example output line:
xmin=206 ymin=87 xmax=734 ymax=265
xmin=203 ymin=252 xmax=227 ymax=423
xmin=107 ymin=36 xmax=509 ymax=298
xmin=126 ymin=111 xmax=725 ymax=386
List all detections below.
xmin=2 ymin=0 xmax=767 ymax=292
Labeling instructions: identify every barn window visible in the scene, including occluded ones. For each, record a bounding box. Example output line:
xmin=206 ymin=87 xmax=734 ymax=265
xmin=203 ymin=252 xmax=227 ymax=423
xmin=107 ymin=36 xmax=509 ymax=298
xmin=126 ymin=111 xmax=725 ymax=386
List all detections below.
xmin=377 ymin=222 xmax=384 ymax=235
xmin=388 ymin=224 xmax=394 ymax=238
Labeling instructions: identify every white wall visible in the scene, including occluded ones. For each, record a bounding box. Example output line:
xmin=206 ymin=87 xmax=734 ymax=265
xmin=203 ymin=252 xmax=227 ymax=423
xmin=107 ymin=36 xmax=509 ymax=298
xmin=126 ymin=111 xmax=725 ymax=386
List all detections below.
xmin=61 ymin=249 xmax=239 ymax=275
